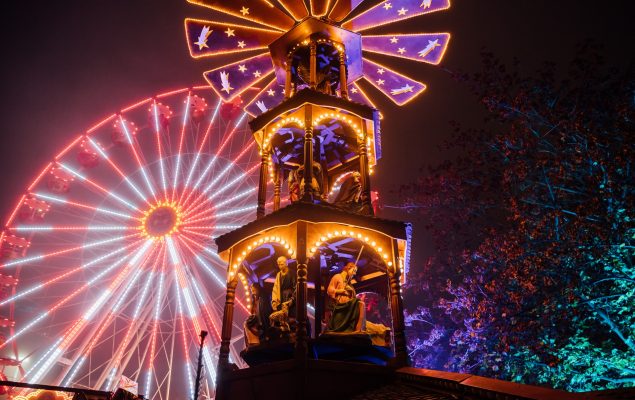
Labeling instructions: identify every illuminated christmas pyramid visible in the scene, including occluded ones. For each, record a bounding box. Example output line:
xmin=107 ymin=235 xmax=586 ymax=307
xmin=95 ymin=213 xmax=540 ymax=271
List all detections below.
xmin=184 ymin=1 xmax=452 ymax=399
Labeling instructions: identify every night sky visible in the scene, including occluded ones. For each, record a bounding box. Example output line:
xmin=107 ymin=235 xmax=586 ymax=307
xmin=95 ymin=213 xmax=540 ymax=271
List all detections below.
xmin=1 ymin=0 xmax=633 ymax=264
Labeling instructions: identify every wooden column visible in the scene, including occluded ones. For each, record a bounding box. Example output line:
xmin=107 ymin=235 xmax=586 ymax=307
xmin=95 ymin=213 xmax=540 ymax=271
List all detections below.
xmin=218 ymin=274 xmax=238 ymax=372
xmin=313 ymin=256 xmax=323 ymax=338
xmin=302 ymin=106 xmax=315 ymax=201
xmin=309 ymin=40 xmax=317 ymax=90
xmin=387 ymin=263 xmax=408 ymax=366
xmin=256 ymin=150 xmax=269 ymax=218
xmin=339 ymin=48 xmax=348 ymax=99
xmin=284 ymin=55 xmax=293 ymax=99
xmin=358 ymin=127 xmax=373 ymax=214
xmin=273 ymin=164 xmax=282 ymax=211
xmin=295 ymin=221 xmax=308 ymax=360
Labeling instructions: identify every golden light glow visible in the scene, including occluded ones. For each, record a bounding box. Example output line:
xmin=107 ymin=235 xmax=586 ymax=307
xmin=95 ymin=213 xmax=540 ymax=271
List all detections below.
xmin=228 ymin=235 xmax=297 ymax=281
xmin=308 ymin=228 xmax=391 ymax=264
xmin=140 ymin=201 xmax=182 ymax=239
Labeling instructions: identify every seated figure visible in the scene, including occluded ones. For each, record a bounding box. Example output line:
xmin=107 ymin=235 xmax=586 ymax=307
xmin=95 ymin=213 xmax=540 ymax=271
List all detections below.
xmin=332 ymin=172 xmax=365 ymax=213
xmin=326 ymin=262 xmax=366 ymax=332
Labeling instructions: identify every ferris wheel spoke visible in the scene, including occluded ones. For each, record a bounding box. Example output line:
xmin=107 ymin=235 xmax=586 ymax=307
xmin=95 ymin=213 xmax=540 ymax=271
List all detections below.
xmin=0 ymin=238 xmax=146 ymax=307
xmin=21 ymin=241 xmax=154 ymax=383
xmin=194 ymin=254 xmax=227 ymax=289
xmin=10 ymin=225 xmax=137 ymax=232
xmin=86 ymin=137 xmax=152 ymax=207
xmin=151 ymin=101 xmax=171 ymax=201
xmin=183 ymin=158 xmax=258 ymax=218
xmin=61 ymin=242 xmax=157 ymax=386
xmin=117 ymin=116 xmax=160 ymax=203
xmin=174 ymin=277 xmax=196 ymax=400
xmin=97 ymin=255 xmax=161 ymax=391
xmin=170 ymin=93 xmax=192 ymax=202
xmin=144 ymin=245 xmax=168 ymax=399
xmin=179 ymin=99 xmax=222 ymax=205
xmin=0 ymin=233 xmax=140 ymax=268
xmin=57 ymin=162 xmax=141 ymax=212
xmin=173 ymin=263 xmax=218 ymax=387
xmin=179 ymin=111 xmax=248 ymax=208
xmin=176 ymin=235 xmax=249 ymax=316
xmin=177 ymin=237 xmax=224 ymax=341
xmin=32 ymin=192 xmax=137 ymax=220
xmin=180 ymin=251 xmax=247 ymax=370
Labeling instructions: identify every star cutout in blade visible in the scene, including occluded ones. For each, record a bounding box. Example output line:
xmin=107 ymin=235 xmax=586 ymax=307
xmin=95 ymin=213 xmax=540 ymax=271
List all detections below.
xmin=220 ymin=71 xmax=234 ymax=94
xmin=194 ymin=26 xmax=212 ymax=50
xmin=203 ymin=53 xmax=273 ymax=101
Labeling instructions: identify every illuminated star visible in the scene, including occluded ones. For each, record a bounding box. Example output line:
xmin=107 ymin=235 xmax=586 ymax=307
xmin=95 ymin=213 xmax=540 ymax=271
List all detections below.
xmin=397 ymin=47 xmax=406 ymax=54
xmin=350 ymin=87 xmax=358 ymax=94
xmin=377 ymin=68 xmax=385 ymax=75
xmin=237 ymin=41 xmax=246 ymax=48
xmin=194 ymin=26 xmax=212 ymax=50
xmin=240 ymin=6 xmax=249 ymax=15
xmin=383 ymin=2 xmax=392 ymax=10
xmin=376 ymin=79 xmax=385 ymax=86
xmin=267 ymin=89 xmax=275 ymax=96
xmin=390 ymin=37 xmax=398 ymax=44
xmin=225 ymin=27 xmax=235 ymax=37
xmin=238 ymin=64 xmax=247 ymax=73
xmin=398 ymin=7 xmax=408 ymax=16
xmin=420 ymin=0 xmax=432 ymax=9
xmin=253 ymin=70 xmax=262 ymax=78
xmin=418 ymin=39 xmax=441 ymax=58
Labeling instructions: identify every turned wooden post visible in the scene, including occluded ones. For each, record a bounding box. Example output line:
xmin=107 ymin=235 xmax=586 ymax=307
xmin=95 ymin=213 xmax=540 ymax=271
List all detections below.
xmin=295 ymin=222 xmax=308 ymax=360
xmin=256 ymin=150 xmax=269 ymax=218
xmin=309 ymin=40 xmax=317 ymax=90
xmin=273 ymin=163 xmax=282 ymax=211
xmin=285 ymin=54 xmax=293 ymax=99
xmin=339 ymin=47 xmax=348 ymax=99
xmin=302 ymin=106 xmax=315 ymax=201
xmin=387 ymin=262 xmax=408 ymax=366
xmin=218 ymin=275 xmax=238 ymax=372
xmin=358 ymin=127 xmax=373 ymax=214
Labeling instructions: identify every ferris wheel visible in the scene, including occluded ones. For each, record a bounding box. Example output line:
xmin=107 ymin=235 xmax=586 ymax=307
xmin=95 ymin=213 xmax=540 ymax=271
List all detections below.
xmin=0 ymin=87 xmax=263 ymax=399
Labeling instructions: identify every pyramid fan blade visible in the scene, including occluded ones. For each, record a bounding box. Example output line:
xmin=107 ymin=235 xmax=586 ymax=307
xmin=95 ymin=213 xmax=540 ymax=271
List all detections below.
xmin=187 ymin=0 xmax=293 ymax=30
xmin=244 ymin=78 xmax=286 ymax=116
xmin=275 ymin=0 xmax=310 ymax=20
xmin=329 ymin=0 xmax=383 ymax=22
xmin=347 ymin=81 xmax=378 ymax=109
xmin=204 ymin=53 xmax=275 ymax=102
xmin=361 ymin=57 xmax=426 ymax=105
xmin=185 ymin=19 xmax=280 ymax=59
xmin=344 ymin=0 xmax=451 ymax=32
xmin=363 ymin=33 xmax=450 ymax=65
xmin=310 ymin=0 xmax=331 ymax=16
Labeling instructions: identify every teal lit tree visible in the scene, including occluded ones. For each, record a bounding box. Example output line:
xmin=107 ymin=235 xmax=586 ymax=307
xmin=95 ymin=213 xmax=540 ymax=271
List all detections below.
xmin=400 ymin=44 xmax=634 ymax=391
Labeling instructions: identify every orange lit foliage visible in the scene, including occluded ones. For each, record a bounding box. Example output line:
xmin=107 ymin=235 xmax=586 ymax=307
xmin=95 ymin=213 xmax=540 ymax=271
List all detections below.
xmin=400 ymin=43 xmax=634 ymax=391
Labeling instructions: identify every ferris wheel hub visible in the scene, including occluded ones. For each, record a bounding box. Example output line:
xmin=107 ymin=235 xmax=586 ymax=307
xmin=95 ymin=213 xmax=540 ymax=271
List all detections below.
xmin=141 ymin=202 xmax=181 ymax=238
